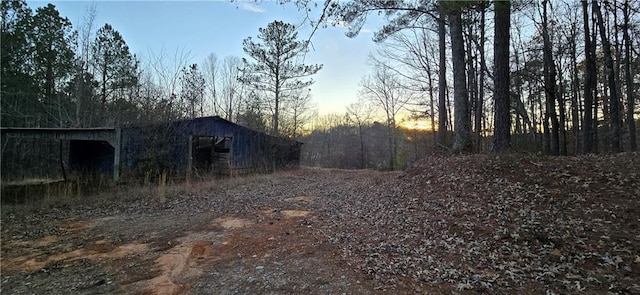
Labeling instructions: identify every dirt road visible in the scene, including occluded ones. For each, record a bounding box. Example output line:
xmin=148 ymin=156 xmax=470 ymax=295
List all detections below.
xmin=1 ymin=169 xmax=396 ymax=294
xmin=3 ymin=154 xmax=639 ymax=294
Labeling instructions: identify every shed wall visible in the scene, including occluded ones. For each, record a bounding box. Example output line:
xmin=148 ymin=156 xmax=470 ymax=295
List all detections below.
xmin=119 ymin=116 xmax=300 ymax=178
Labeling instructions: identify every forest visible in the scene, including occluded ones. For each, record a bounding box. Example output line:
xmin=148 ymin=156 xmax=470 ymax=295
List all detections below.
xmin=2 ymin=1 xmax=640 ymax=293
xmin=299 ymin=0 xmax=639 ymax=169
xmin=1 ymin=0 xmax=639 ymax=172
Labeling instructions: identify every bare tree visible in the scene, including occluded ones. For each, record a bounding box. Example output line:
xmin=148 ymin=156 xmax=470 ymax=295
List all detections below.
xmin=217 ymin=55 xmax=244 ymax=121
xmin=475 ymin=3 xmax=487 ymax=152
xmin=180 ymin=64 xmax=205 ymax=118
xmin=360 ymin=62 xmax=413 ymax=170
xmin=73 ymin=3 xmax=96 ymax=127
xmin=202 ymin=52 xmax=219 ymax=115
xmin=437 ymin=8 xmax=448 ymax=147
xmin=582 ymin=0 xmax=596 ymax=153
xmin=373 ymin=27 xmax=439 ymax=148
xmin=449 ymin=5 xmax=471 ymax=152
xmin=346 ymin=99 xmax=375 ymax=168
xmin=623 ymin=0 xmax=637 ymax=151
xmin=492 ymin=0 xmax=511 ymax=153
xmin=281 ymin=88 xmax=316 ymax=139
xmin=309 ymin=113 xmax=346 ymax=168
xmin=593 ymin=0 xmax=621 ymax=152
xmin=146 ymin=46 xmax=193 ymax=107
xmin=542 ymin=0 xmax=560 ymax=155
xmin=563 ymin=1 xmax=581 ymax=155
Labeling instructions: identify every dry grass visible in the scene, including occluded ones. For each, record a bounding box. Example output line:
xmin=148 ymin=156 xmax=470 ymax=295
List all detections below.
xmin=1 ymin=169 xmax=297 ymax=214
xmin=156 ymin=172 xmax=167 ymax=203
xmin=1 ymin=179 xmax=81 ymax=213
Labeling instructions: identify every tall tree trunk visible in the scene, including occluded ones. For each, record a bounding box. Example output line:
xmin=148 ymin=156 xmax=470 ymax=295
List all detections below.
xmin=592 ymin=7 xmax=600 ymax=153
xmin=45 ymin=59 xmax=53 ymax=107
xmin=593 ymin=0 xmax=621 ymax=152
xmin=543 ymin=95 xmax=551 ymax=154
xmin=613 ymin=1 xmax=625 ymax=147
xmin=492 ymin=0 xmax=511 ymax=153
xmin=450 ymin=10 xmax=470 ymax=152
xmin=101 ymin=51 xmax=108 ymax=106
xmin=427 ymin=62 xmax=436 ymax=147
xmin=437 ymin=10 xmax=448 ymax=147
xmin=542 ymin=0 xmax=560 ymax=155
xmin=624 ymin=0 xmax=637 ymax=151
xmin=557 ymin=62 xmax=567 ymax=156
xmin=273 ymin=77 xmax=280 ymax=136
xmin=359 ymin=124 xmax=365 ymax=168
xmin=388 ymin=114 xmax=395 ymax=170
xmin=602 ymin=75 xmax=610 ymax=145
xmin=570 ymin=22 xmax=580 ymax=155
xmin=74 ymin=67 xmax=83 ymax=127
xmin=514 ymin=46 xmax=528 ymax=135
xmin=475 ymin=4 xmax=486 ymax=152
xmin=420 ymin=28 xmax=437 ymax=147
xmin=45 ymin=44 xmax=54 ymax=104
xmin=447 ymin=70 xmax=453 ymax=132
xmin=466 ymin=20 xmax=476 ymax=150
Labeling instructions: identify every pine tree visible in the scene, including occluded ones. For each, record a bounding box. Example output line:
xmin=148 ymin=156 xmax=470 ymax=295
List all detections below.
xmin=241 ymin=20 xmax=322 ymax=136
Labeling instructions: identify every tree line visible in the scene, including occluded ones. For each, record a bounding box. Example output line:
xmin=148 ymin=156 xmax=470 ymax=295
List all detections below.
xmin=3 ymin=0 xmax=640 ymax=174
xmin=295 ymin=0 xmax=639 ymax=165
xmin=1 ymin=0 xmax=325 ymax=180
xmin=1 ymin=1 xmax=321 ymax=140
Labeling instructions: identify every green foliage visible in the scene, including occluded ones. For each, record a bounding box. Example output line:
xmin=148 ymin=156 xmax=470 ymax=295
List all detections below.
xmin=241 ymin=20 xmax=322 ymax=135
xmin=1 ymin=0 xmax=38 ymax=127
xmin=0 ymin=2 xmax=151 ymax=128
xmin=0 ymin=2 xmax=77 ymax=127
xmin=66 ymin=71 xmax=99 ymax=127
xmin=237 ymin=92 xmax=267 ymax=133
xmin=242 ymin=20 xmax=323 ymax=91
xmin=1 ymin=2 xmax=78 ymax=127
xmin=31 ymin=4 xmax=75 ymax=99
xmin=93 ymin=24 xmax=139 ymax=105
xmin=180 ymin=64 xmax=206 ymax=118
xmin=1 ymin=0 xmax=33 ymax=75
xmin=323 ymin=0 xmax=439 ymax=42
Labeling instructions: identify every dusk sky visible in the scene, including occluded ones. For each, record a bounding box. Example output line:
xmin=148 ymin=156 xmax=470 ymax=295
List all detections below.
xmin=29 ymin=1 xmax=384 ymax=114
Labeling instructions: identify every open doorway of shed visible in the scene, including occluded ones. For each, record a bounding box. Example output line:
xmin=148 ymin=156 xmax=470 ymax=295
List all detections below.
xmin=69 ymin=140 xmax=114 ymax=178
xmin=191 ymin=136 xmax=232 ymax=177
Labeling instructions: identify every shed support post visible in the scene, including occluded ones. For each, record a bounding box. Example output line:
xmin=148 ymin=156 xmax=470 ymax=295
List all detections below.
xmin=113 ymin=128 xmax=121 ymax=182
xmin=187 ymin=135 xmax=193 ymax=182
xmin=228 ymin=136 xmax=233 ymax=177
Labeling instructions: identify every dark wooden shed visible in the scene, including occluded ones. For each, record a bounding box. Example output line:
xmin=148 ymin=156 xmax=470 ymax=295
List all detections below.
xmin=1 ymin=116 xmax=301 ymax=181
xmin=119 ymin=116 xmax=302 ymax=179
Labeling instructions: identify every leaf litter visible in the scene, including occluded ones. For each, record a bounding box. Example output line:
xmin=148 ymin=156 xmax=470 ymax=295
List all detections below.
xmin=1 ymin=153 xmax=639 ymax=294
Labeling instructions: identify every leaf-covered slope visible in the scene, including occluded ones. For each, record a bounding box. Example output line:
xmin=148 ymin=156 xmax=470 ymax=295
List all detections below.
xmin=327 ymin=153 xmax=640 ymax=294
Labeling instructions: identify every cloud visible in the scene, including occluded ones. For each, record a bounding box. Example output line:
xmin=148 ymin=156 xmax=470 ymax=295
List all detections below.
xmin=239 ymin=2 xmax=265 ymax=13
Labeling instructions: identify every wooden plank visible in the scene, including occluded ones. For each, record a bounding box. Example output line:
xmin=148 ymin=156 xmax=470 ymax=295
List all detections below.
xmin=1 ymin=128 xmax=117 ymax=144
xmin=1 ymin=127 xmax=121 ymax=181
xmin=187 ymin=135 xmax=193 ymax=182
xmin=113 ymin=128 xmax=121 ymax=182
